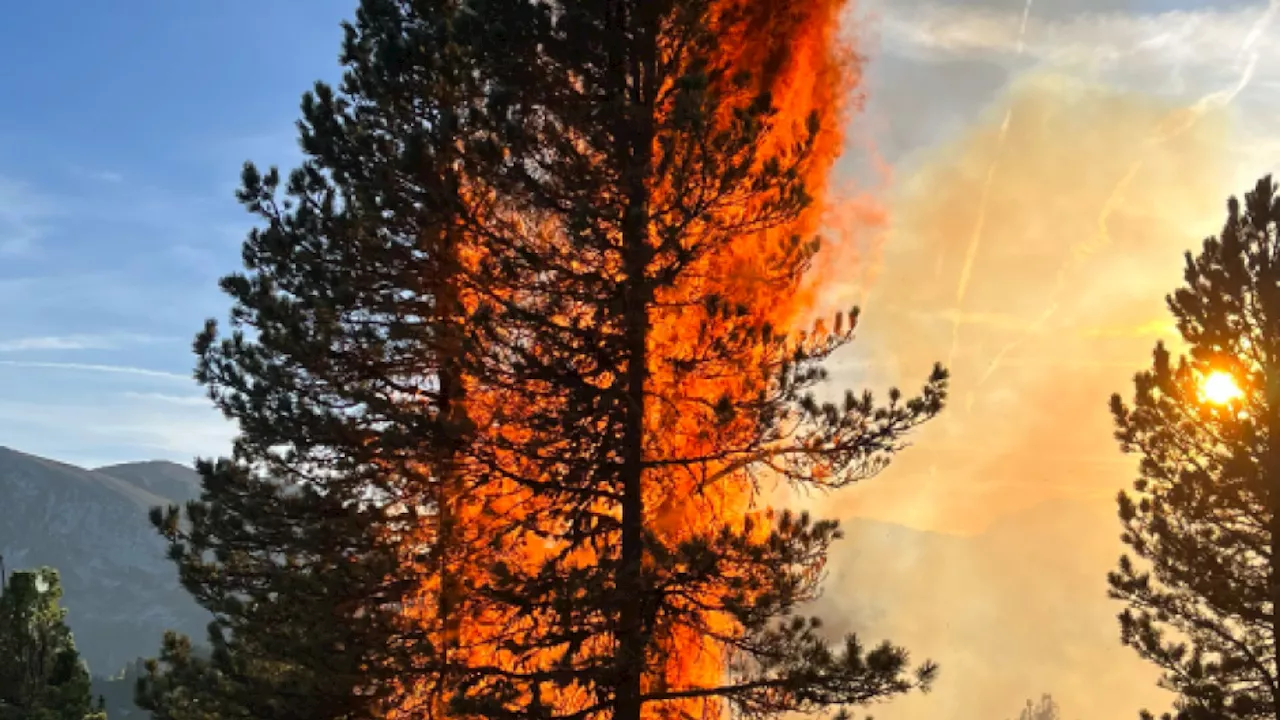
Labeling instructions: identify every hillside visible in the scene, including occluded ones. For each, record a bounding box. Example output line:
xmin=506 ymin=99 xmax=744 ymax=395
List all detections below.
xmin=95 ymin=460 xmax=202 ymax=505
xmin=0 ymin=447 xmax=209 ymax=679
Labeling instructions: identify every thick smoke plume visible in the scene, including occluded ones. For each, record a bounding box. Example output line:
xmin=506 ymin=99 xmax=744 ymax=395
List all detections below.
xmin=802 ymin=68 xmax=1237 ymax=720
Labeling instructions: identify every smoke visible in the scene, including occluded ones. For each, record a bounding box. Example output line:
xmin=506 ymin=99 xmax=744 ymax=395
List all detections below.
xmin=800 ymin=66 xmax=1239 ymax=720
xmin=948 ymin=0 xmax=1035 ymax=369
xmin=831 ymin=70 xmax=1232 ymax=531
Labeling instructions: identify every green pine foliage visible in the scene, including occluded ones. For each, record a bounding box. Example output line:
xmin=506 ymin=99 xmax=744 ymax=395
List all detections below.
xmin=0 ymin=568 xmax=108 ymax=720
xmin=1110 ymin=176 xmax=1280 ymax=720
xmin=140 ymin=2 xmax=946 ymax=720
xmin=136 ymin=632 xmax=231 ymax=720
xmin=138 ymin=1 xmax=477 ymax=717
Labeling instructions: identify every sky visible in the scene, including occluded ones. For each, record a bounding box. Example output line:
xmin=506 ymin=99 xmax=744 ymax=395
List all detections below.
xmin=0 ymin=1 xmax=353 ymax=467
xmin=800 ymin=1 xmax=1280 ymax=717
xmin=3 ymin=1 xmax=1280 ymax=718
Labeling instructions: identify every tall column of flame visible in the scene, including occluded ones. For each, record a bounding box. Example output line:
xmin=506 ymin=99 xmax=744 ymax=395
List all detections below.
xmin=384 ymin=2 xmax=861 ymax=718
xmin=642 ymin=1 xmax=856 ymax=718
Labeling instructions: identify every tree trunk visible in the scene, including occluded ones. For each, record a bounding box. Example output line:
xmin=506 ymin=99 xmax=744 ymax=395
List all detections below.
xmin=408 ymin=52 xmax=473 ymax=710
xmin=612 ymin=6 xmax=658 ymax=720
xmin=616 ymin=159 xmax=652 ymax=720
xmin=430 ymin=103 xmax=468 ymax=717
xmin=1268 ymin=384 xmax=1280 ymax=720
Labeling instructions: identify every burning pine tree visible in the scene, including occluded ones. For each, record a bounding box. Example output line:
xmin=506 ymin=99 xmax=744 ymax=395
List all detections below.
xmin=448 ymin=2 xmax=945 ymax=720
xmin=139 ymin=2 xmax=947 ymax=720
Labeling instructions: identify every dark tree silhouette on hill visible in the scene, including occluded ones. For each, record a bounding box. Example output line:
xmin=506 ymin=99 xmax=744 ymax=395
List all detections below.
xmin=1013 ymin=694 xmax=1061 ymax=720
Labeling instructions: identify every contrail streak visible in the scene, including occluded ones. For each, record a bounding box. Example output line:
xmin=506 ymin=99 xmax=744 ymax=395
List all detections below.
xmin=976 ymin=0 xmax=1279 ymax=387
xmin=1090 ymin=0 xmax=1274 ymax=253
xmin=0 ymin=360 xmax=191 ymax=382
xmin=948 ymin=0 xmax=1035 ymax=371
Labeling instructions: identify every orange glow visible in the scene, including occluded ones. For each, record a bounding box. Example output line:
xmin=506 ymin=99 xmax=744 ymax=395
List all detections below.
xmin=638 ymin=1 xmax=859 ymax=718
xmin=1201 ymin=370 xmax=1243 ymax=405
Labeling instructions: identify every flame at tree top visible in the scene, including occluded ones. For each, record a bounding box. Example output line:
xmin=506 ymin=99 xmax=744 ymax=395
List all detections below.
xmin=705 ymin=0 xmax=860 ymax=327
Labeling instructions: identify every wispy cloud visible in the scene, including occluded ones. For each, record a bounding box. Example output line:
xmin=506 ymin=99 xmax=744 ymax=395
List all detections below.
xmin=120 ymin=391 xmax=211 ymax=407
xmin=90 ymin=170 xmax=124 ymax=184
xmin=0 ymin=394 xmax=232 ymax=468
xmin=1080 ymin=318 xmax=1179 ymax=338
xmin=881 ymin=4 xmax=1280 ymax=96
xmin=0 ymin=333 xmax=167 ymax=352
xmin=0 ymin=175 xmax=56 ymax=256
xmin=69 ymin=166 xmax=125 ymax=184
xmin=911 ymin=308 xmax=1046 ymax=333
xmin=0 ymin=360 xmax=190 ymax=382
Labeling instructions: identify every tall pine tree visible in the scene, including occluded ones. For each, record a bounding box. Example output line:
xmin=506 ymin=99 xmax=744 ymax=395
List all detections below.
xmin=145 ymin=3 xmax=947 ymax=720
xmin=140 ymin=1 xmax=484 ymax=717
xmin=1111 ymin=175 xmax=1280 ymax=720
xmin=443 ymin=3 xmax=947 ymax=720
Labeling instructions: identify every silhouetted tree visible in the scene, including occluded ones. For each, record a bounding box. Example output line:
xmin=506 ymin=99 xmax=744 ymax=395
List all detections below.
xmin=1111 ymin=175 xmax=1280 ymax=720
xmin=142 ymin=3 xmax=948 ymax=720
xmin=0 ymin=567 xmax=107 ymax=720
xmin=1014 ymin=694 xmax=1062 ymax=720
xmin=138 ymin=0 xmax=481 ymax=717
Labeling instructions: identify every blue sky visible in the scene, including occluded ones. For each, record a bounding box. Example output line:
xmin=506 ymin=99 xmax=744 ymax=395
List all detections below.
xmin=0 ymin=1 xmax=352 ymax=467
xmin=1 ymin=0 xmax=1275 ymax=471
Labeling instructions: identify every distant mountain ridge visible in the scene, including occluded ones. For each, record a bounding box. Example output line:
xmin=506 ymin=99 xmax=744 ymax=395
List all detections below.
xmin=0 ymin=447 xmax=209 ymax=679
xmin=94 ymin=460 xmax=203 ymax=506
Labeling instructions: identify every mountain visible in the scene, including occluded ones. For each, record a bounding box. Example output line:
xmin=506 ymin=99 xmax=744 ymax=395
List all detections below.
xmin=0 ymin=447 xmax=209 ymax=679
xmin=94 ymin=460 xmax=202 ymax=506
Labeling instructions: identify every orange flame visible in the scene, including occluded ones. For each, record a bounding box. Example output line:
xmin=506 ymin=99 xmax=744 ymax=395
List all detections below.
xmin=642 ymin=3 xmax=857 ymax=717
xmin=386 ymin=2 xmax=862 ymax=718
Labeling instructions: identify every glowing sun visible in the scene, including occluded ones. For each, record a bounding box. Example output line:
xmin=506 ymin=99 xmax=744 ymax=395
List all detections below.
xmin=1201 ymin=370 xmax=1243 ymax=405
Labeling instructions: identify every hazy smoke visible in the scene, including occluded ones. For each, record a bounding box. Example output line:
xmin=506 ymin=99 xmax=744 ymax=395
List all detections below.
xmin=801 ymin=68 xmax=1238 ymax=720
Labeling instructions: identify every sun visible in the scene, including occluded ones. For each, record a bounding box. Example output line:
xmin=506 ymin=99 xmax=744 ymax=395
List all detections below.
xmin=1201 ymin=370 xmax=1243 ymax=405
